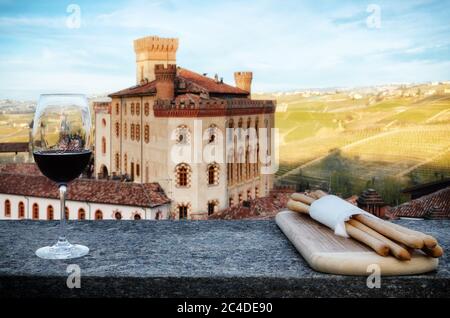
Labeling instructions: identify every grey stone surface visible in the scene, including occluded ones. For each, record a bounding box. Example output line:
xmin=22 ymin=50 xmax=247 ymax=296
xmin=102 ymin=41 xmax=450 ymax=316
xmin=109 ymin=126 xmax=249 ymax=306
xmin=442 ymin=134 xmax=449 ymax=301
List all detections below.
xmin=0 ymin=219 xmax=448 ymax=298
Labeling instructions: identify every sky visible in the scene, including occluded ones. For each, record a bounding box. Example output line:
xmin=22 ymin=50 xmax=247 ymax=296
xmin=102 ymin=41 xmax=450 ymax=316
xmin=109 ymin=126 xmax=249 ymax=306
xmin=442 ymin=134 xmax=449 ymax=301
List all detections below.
xmin=0 ymin=0 xmax=449 ymax=100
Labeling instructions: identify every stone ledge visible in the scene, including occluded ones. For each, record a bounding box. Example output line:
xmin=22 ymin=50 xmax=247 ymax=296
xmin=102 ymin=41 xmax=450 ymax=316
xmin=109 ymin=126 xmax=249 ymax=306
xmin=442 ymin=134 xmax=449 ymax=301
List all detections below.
xmin=0 ymin=219 xmax=448 ymax=298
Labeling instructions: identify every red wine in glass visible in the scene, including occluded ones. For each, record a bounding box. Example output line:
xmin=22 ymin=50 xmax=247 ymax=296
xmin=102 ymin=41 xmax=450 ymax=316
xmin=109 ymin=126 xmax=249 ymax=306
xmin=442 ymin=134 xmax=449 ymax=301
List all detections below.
xmin=32 ymin=94 xmax=92 ymax=259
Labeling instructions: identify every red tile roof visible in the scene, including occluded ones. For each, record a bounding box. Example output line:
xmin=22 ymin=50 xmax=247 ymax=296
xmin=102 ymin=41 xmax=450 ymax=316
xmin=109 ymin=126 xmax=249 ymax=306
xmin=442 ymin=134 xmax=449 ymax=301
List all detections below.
xmin=109 ymin=67 xmax=249 ymax=98
xmin=0 ymin=163 xmax=41 ymax=176
xmin=209 ymin=193 xmax=291 ymax=220
xmin=0 ymin=173 xmax=170 ymax=208
xmin=0 ymin=142 xmax=28 ymax=153
xmin=389 ymin=187 xmax=450 ymax=219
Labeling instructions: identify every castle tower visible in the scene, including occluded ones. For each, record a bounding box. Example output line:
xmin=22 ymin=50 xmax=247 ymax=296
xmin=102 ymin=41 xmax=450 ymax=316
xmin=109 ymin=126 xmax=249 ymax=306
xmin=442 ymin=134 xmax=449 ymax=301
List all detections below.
xmin=134 ymin=36 xmax=179 ymax=84
xmin=234 ymin=71 xmax=253 ymax=93
xmin=155 ymin=64 xmax=177 ymax=100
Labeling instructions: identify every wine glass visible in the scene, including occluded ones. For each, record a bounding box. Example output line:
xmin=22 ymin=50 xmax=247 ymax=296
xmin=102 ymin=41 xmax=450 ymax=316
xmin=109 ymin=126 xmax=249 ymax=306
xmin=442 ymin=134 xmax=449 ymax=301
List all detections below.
xmin=32 ymin=94 xmax=92 ymax=259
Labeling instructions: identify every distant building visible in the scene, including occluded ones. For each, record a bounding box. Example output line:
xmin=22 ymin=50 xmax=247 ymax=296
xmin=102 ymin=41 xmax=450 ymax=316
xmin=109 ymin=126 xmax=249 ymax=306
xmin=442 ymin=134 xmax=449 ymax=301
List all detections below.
xmin=0 ymin=172 xmax=171 ymax=221
xmin=402 ymin=179 xmax=450 ymax=200
xmin=356 ymin=188 xmax=389 ymax=219
xmin=94 ymin=35 xmax=276 ymax=220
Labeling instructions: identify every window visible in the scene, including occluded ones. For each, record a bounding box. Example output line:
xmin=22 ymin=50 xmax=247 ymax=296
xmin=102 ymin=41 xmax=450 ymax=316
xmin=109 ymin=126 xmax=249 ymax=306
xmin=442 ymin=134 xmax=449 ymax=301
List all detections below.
xmin=131 ymin=103 xmax=135 ymax=115
xmin=134 ymin=213 xmax=142 ymax=220
xmin=144 ymin=103 xmax=150 ymax=116
xmin=255 ymin=187 xmax=259 ymax=198
xmin=144 ymin=125 xmax=150 ymax=143
xmin=47 ymin=205 xmax=54 ymax=220
xmin=4 ymin=199 xmax=11 ymax=217
xmin=124 ymin=103 xmax=127 ymax=115
xmin=179 ymin=205 xmax=188 ymax=220
xmin=115 ymin=103 xmax=119 ymax=115
xmin=124 ymin=154 xmax=128 ymax=173
xmin=247 ymin=189 xmax=252 ymax=200
xmin=207 ymin=202 xmax=217 ymax=216
xmin=95 ymin=210 xmax=103 ymax=220
xmin=114 ymin=211 xmax=122 ymax=220
xmin=238 ymin=193 xmax=243 ymax=204
xmin=115 ymin=122 xmax=120 ymax=138
xmin=78 ymin=208 xmax=86 ymax=220
xmin=131 ymin=124 xmax=135 ymax=140
xmin=207 ymin=163 xmax=219 ymax=185
xmin=175 ymin=163 xmax=191 ymax=187
xmin=136 ymin=124 xmax=140 ymax=141
xmin=18 ymin=201 xmax=25 ymax=218
xmin=101 ymin=137 xmax=106 ymax=154
xmin=65 ymin=207 xmax=69 ymax=220
xmin=136 ymin=163 xmax=140 ymax=177
xmin=175 ymin=125 xmax=190 ymax=144
xmin=124 ymin=122 xmax=127 ymax=139
xmin=102 ymin=118 xmax=107 ymax=127
xmin=207 ymin=125 xmax=217 ymax=144
xmin=32 ymin=203 xmax=39 ymax=219
xmin=155 ymin=211 xmax=162 ymax=220
xmin=115 ymin=153 xmax=120 ymax=170
xmin=229 ymin=197 xmax=233 ymax=207
xmin=136 ymin=103 xmax=140 ymax=116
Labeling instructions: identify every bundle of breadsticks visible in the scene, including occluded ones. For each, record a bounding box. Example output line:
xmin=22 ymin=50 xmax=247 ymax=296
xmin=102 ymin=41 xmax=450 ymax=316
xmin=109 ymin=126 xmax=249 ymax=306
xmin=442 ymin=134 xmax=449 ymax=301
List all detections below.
xmin=287 ymin=190 xmax=444 ymax=261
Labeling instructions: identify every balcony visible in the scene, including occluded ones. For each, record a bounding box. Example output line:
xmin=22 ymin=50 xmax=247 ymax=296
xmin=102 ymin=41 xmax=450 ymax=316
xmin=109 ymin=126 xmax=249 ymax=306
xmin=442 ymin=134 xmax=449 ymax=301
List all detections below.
xmin=0 ymin=219 xmax=448 ymax=298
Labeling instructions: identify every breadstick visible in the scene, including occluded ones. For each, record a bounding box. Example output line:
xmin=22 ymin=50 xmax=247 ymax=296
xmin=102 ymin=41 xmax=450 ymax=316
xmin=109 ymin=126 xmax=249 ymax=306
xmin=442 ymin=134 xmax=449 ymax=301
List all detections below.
xmin=344 ymin=223 xmax=389 ymax=257
xmin=354 ymin=214 xmax=424 ymax=249
xmin=383 ymin=221 xmax=438 ymax=248
xmin=422 ymin=245 xmax=444 ymax=258
xmin=287 ymin=199 xmax=310 ymax=214
xmin=347 ymin=219 xmax=411 ymax=260
xmin=290 ymin=193 xmax=316 ymax=205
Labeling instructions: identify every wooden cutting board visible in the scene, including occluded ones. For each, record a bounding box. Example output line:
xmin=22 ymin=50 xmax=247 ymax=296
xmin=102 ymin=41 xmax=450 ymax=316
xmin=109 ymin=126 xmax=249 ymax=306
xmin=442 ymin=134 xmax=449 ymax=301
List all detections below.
xmin=276 ymin=210 xmax=439 ymax=276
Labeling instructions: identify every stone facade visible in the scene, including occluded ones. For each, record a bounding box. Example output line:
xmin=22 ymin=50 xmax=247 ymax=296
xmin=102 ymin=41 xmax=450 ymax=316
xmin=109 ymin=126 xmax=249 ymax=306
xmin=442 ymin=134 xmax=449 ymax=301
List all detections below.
xmin=95 ymin=35 xmax=276 ymax=220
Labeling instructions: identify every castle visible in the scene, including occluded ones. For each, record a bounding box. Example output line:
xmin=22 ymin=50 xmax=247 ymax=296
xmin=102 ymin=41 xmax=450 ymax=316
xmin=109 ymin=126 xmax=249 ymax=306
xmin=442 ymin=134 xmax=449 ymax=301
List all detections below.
xmin=94 ymin=35 xmax=276 ymax=219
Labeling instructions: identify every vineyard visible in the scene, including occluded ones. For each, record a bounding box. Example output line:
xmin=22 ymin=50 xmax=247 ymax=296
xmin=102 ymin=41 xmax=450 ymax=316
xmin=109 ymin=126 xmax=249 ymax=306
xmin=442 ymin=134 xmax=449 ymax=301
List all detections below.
xmin=271 ymin=84 xmax=450 ymax=203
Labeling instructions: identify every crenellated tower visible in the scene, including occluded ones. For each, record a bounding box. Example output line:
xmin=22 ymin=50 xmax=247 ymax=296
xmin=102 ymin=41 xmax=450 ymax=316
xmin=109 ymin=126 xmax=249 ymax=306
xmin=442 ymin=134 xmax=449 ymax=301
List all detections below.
xmin=134 ymin=36 xmax=179 ymax=84
xmin=155 ymin=64 xmax=177 ymax=100
xmin=234 ymin=71 xmax=253 ymax=94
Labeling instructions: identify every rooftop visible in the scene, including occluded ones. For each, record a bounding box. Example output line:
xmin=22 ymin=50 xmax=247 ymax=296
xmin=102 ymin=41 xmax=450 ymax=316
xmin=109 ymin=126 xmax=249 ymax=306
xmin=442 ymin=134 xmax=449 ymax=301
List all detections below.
xmin=0 ymin=142 xmax=28 ymax=153
xmin=0 ymin=173 xmax=170 ymax=208
xmin=0 ymin=219 xmax=448 ymax=297
xmin=109 ymin=67 xmax=249 ymax=98
xmin=390 ymin=187 xmax=450 ymax=219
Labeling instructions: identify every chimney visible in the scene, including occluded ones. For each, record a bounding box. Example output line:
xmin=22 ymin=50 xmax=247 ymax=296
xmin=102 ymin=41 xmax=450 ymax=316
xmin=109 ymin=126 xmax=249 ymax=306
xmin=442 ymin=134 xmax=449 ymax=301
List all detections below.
xmin=155 ymin=64 xmax=177 ymax=100
xmin=234 ymin=71 xmax=253 ymax=94
xmin=134 ymin=36 xmax=179 ymax=85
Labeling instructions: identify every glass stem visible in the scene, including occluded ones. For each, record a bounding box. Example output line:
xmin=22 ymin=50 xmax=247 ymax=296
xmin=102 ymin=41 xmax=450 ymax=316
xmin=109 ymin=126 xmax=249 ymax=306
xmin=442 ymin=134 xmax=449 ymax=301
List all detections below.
xmin=58 ymin=184 xmax=67 ymax=243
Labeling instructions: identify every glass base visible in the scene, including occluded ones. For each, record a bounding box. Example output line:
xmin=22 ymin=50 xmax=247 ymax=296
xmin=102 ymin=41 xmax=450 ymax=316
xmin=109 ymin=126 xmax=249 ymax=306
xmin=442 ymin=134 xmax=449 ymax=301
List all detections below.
xmin=36 ymin=239 xmax=89 ymax=260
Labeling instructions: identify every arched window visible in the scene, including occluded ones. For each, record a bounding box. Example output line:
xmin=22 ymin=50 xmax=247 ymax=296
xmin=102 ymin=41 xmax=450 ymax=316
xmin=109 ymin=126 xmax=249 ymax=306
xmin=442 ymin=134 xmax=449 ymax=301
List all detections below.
xmin=136 ymin=124 xmax=140 ymax=141
xmin=47 ymin=205 xmax=54 ymax=220
xmin=115 ymin=153 xmax=120 ymax=170
xmin=134 ymin=213 xmax=142 ymax=220
xmin=4 ymin=199 xmax=11 ymax=217
xmin=136 ymin=103 xmax=140 ymax=116
xmin=124 ymin=103 xmax=127 ymax=115
xmin=178 ymin=204 xmax=188 ymax=220
xmin=175 ymin=125 xmax=190 ymax=144
xmin=207 ymin=163 xmax=219 ymax=185
xmin=155 ymin=211 xmax=161 ymax=220
xmin=114 ymin=211 xmax=122 ymax=220
xmin=95 ymin=210 xmax=103 ymax=220
xmin=131 ymin=102 xmax=135 ymax=115
xmin=238 ymin=193 xmax=243 ymax=204
xmin=144 ymin=103 xmax=150 ymax=116
xmin=18 ymin=201 xmax=25 ymax=218
xmin=144 ymin=125 xmax=150 ymax=143
xmin=32 ymin=203 xmax=39 ymax=219
xmin=78 ymin=208 xmax=86 ymax=220
xmin=247 ymin=189 xmax=252 ymax=200
xmin=136 ymin=163 xmax=140 ymax=177
xmin=65 ymin=207 xmax=69 ymax=220
xmin=175 ymin=163 xmax=191 ymax=187
xmin=207 ymin=200 xmax=218 ymax=216
xmin=255 ymin=187 xmax=259 ymax=198
xmin=115 ymin=103 xmax=120 ymax=115
xmin=115 ymin=122 xmax=120 ymax=138
xmin=130 ymin=124 xmax=135 ymax=140
xmin=229 ymin=197 xmax=234 ymax=207
xmin=124 ymin=154 xmax=128 ymax=173
xmin=101 ymin=137 xmax=106 ymax=154
xmin=124 ymin=122 xmax=127 ymax=139
xmin=102 ymin=118 xmax=107 ymax=127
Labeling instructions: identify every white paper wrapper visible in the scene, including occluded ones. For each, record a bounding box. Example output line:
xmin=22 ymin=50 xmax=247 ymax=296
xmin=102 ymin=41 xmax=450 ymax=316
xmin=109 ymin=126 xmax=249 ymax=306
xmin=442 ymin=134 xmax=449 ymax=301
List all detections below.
xmin=309 ymin=195 xmax=377 ymax=238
